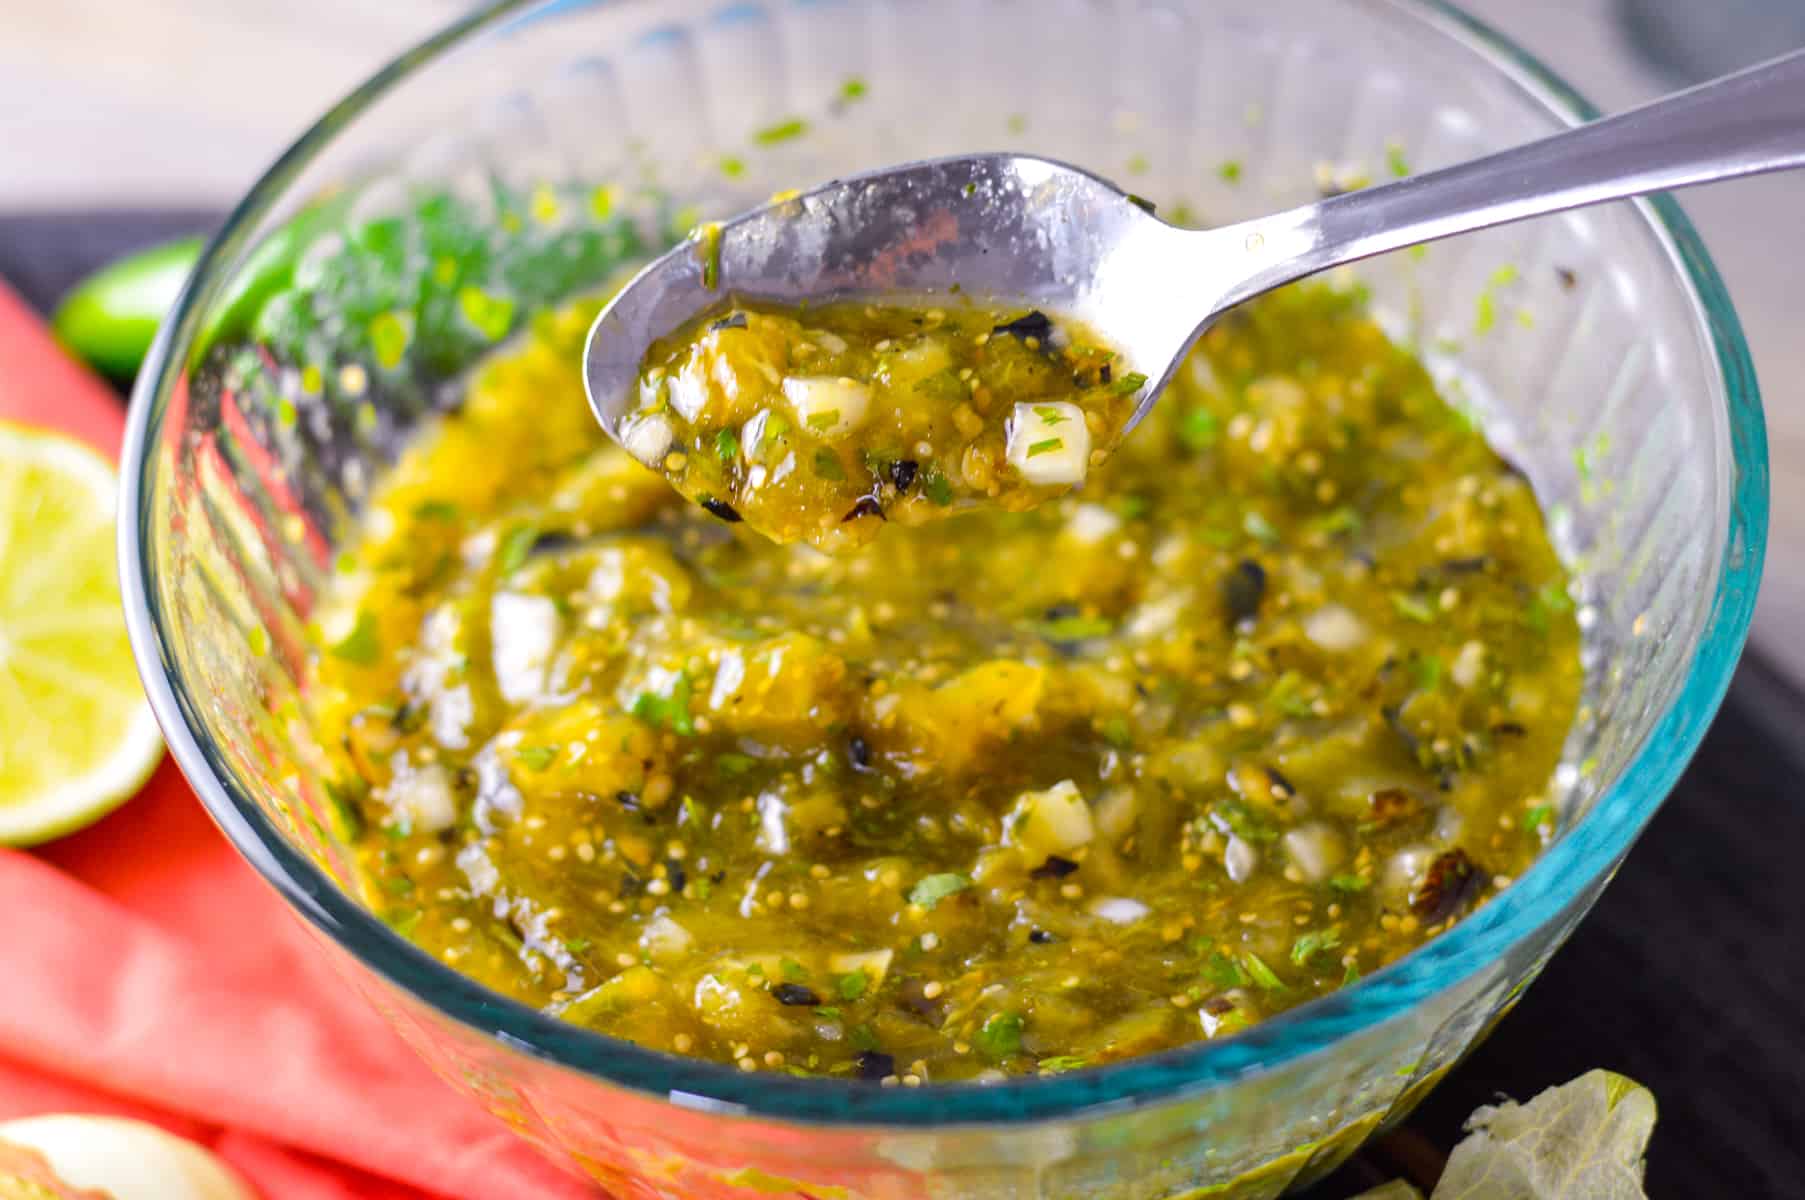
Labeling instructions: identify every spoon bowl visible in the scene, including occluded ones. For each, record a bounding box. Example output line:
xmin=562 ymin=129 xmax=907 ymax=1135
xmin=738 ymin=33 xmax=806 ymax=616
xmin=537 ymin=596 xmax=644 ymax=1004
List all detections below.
xmin=582 ymin=154 xmax=1216 ymax=442
xmin=587 ymin=46 xmax=1805 ymax=449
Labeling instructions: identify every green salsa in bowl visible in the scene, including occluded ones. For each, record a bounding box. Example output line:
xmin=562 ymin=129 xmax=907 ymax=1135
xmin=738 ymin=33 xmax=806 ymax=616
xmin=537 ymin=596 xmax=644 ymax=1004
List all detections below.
xmin=308 ymin=280 xmax=1581 ymax=1084
xmin=120 ymin=1 xmax=1764 ymax=1196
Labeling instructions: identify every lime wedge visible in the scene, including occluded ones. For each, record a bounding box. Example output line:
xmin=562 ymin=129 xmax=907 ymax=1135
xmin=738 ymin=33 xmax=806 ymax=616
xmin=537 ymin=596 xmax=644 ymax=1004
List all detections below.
xmin=0 ymin=421 xmax=161 ymax=845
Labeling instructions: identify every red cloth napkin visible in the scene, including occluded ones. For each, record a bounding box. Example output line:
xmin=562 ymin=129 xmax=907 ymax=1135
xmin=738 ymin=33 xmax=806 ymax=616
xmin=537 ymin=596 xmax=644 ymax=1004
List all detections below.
xmin=0 ymin=281 xmax=596 ymax=1199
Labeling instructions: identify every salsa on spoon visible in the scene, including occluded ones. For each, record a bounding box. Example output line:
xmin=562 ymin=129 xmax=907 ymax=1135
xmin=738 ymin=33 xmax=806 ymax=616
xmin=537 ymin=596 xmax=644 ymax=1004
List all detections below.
xmin=587 ymin=49 xmax=1805 ymax=548
xmin=618 ymin=298 xmax=1143 ymax=552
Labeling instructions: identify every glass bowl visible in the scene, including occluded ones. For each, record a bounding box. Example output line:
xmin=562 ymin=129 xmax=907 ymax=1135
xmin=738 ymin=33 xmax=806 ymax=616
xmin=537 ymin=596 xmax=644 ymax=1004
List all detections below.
xmin=119 ymin=0 xmax=1766 ymax=1196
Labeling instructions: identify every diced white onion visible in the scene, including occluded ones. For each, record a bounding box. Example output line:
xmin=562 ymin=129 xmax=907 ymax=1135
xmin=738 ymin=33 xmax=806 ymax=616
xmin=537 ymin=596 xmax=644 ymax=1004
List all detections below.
xmin=1151 ymin=534 xmax=1189 ymax=569
xmin=667 ymin=359 xmax=711 ymax=422
xmin=691 ymin=973 xmax=740 ymax=1018
xmin=429 ymin=684 xmax=475 ymax=751
xmin=470 ymin=741 xmax=523 ymax=829
xmin=829 ymin=949 xmax=894 ymax=984
xmin=1093 ymin=787 xmax=1139 ymax=839
xmin=456 ymin=841 xmax=501 ymax=895
xmin=756 ymin=789 xmax=790 ymax=854
xmin=382 ymin=760 xmax=459 ymax=833
xmin=740 ymin=409 xmax=773 ymax=461
xmin=491 ymin=592 xmax=560 ymax=704
xmin=708 ymin=648 xmax=748 ymax=712
xmin=1305 ymin=604 xmax=1366 ymax=652
xmin=1127 ymin=590 xmax=1189 ymax=639
xmin=621 ymin=411 xmax=675 ymax=468
xmin=1384 ymin=844 xmax=1437 ymax=901
xmin=782 ymin=376 xmax=871 ymax=438
xmin=1451 ymin=640 xmax=1486 ymax=689
xmin=641 ymin=914 xmax=695 ymax=961
xmin=1198 ymin=1003 xmax=1240 ymax=1038
xmin=1088 ymin=896 xmax=1151 ymax=924
xmin=1008 ymin=779 xmax=1095 ymax=858
xmin=1006 ymin=401 xmax=1091 ymax=486
xmin=1224 ymin=835 xmax=1259 ymax=882
xmin=1281 ymin=822 xmax=1345 ymax=883
xmin=889 ymin=338 xmax=951 ymax=380
xmin=407 ymin=603 xmax=476 ymax=749
xmin=1065 ymin=503 xmax=1121 ymax=544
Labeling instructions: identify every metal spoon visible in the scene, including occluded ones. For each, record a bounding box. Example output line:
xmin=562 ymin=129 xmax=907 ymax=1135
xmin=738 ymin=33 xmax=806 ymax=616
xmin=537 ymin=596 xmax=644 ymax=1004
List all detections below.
xmin=586 ymin=47 xmax=1805 ymax=444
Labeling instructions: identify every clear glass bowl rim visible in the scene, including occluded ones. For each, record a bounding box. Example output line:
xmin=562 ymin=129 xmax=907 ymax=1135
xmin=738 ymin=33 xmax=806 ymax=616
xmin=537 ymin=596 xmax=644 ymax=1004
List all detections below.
xmin=119 ymin=0 xmax=1768 ymax=1127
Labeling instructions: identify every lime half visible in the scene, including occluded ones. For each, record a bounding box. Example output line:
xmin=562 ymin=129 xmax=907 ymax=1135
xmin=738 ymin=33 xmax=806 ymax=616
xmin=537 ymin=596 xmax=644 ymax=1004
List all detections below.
xmin=0 ymin=422 xmax=162 ymax=845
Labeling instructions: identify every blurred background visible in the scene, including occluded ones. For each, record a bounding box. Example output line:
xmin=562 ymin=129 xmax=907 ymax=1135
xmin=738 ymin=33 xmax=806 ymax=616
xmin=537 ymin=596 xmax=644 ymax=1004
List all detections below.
xmin=6 ymin=0 xmax=1805 ymax=681
xmin=2 ymin=2 xmax=1800 ymax=1195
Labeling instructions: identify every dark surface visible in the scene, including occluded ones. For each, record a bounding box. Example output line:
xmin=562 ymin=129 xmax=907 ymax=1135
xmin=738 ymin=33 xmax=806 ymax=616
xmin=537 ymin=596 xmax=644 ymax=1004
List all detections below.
xmin=0 ymin=210 xmax=219 ymax=323
xmin=4 ymin=211 xmax=1800 ymax=1198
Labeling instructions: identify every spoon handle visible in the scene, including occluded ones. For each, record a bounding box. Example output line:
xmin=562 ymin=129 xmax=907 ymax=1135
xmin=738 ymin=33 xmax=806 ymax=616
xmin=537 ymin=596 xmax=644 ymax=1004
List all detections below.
xmin=1225 ymin=46 xmax=1805 ymax=300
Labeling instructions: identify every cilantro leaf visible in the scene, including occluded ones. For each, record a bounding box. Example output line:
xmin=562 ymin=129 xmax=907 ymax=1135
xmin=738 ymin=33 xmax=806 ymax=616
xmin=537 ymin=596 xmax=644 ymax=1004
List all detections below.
xmin=1100 ymin=714 xmax=1132 ymax=748
xmin=1207 ymin=797 xmax=1277 ymax=845
xmin=1032 ymin=613 xmax=1114 ymax=643
xmin=1525 ymin=581 xmax=1575 ymax=634
xmin=754 ymin=118 xmax=810 ymax=146
xmin=1204 ymin=950 xmax=1249 ymax=989
xmin=631 ymin=672 xmax=696 ymax=735
xmin=1241 ymin=951 xmax=1286 ymax=991
xmin=1290 ymin=927 xmax=1342 ymax=966
xmin=495 ymin=524 xmax=538 ymax=575
xmin=1391 ymin=591 xmax=1436 ymax=623
xmin=1269 ymin=671 xmax=1315 ymax=718
xmin=1312 ymin=506 xmax=1363 ymax=536
xmin=908 ymin=872 xmax=972 ymax=910
xmin=716 ymin=752 xmax=756 ymax=777
xmin=457 ymin=286 xmax=516 ymax=341
xmin=1110 ymin=371 xmax=1150 ymax=397
xmin=1242 ymin=510 xmax=1280 ymax=545
xmin=1178 ymin=407 xmax=1220 ymax=451
xmin=515 ymin=745 xmax=558 ymax=771
xmin=328 ymin=611 xmax=382 ymax=666
xmin=976 ymin=1011 xmax=1024 ymax=1059
xmin=413 ymin=499 xmax=461 ymax=522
